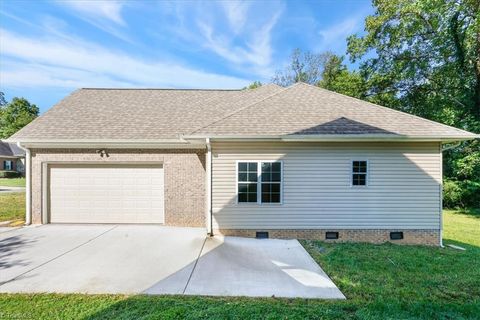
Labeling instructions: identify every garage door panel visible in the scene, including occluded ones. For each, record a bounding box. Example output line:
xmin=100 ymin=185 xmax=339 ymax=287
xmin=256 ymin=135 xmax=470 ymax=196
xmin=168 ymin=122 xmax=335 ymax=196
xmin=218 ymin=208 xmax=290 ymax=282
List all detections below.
xmin=49 ymin=165 xmax=164 ymax=224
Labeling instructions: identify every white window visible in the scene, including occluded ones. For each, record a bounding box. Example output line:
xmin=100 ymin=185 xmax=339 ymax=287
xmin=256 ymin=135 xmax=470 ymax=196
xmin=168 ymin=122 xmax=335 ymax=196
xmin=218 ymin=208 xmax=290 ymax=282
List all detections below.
xmin=237 ymin=161 xmax=282 ymax=204
xmin=352 ymin=160 xmax=368 ymax=186
xmin=4 ymin=160 xmax=12 ymax=171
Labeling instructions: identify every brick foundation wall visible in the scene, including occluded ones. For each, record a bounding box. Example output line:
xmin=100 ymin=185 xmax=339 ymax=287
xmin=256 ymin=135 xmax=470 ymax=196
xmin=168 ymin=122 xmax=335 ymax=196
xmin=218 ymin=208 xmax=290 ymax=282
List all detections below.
xmin=30 ymin=148 xmax=206 ymax=226
xmin=214 ymin=229 xmax=441 ymax=246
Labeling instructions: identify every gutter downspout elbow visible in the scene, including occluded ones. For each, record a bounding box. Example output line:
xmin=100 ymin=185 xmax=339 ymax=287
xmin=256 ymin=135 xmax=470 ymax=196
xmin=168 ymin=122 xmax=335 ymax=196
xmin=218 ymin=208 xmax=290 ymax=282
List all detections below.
xmin=17 ymin=142 xmax=31 ymax=225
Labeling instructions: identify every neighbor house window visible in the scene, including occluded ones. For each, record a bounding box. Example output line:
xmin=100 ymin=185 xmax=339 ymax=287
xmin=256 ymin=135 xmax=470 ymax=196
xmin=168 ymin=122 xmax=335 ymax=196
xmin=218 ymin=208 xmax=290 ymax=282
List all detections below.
xmin=4 ymin=160 xmax=12 ymax=171
xmin=352 ymin=160 xmax=368 ymax=186
xmin=237 ymin=161 xmax=282 ymax=204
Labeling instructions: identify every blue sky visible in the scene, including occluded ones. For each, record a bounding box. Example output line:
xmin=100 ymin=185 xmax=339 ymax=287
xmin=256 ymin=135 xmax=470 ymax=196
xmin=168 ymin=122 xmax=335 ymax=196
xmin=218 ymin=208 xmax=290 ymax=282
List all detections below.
xmin=0 ymin=0 xmax=373 ymax=113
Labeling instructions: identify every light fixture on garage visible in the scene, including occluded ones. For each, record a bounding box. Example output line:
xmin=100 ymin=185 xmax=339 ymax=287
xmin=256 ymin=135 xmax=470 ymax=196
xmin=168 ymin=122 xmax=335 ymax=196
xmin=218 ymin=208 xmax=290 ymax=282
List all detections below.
xmin=96 ymin=149 xmax=109 ymax=158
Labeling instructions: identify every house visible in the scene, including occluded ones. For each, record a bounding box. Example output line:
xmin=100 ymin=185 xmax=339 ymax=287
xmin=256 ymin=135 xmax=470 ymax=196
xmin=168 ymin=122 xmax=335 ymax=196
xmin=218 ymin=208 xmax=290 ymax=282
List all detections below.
xmin=0 ymin=141 xmax=26 ymax=176
xmin=7 ymin=83 xmax=478 ymax=245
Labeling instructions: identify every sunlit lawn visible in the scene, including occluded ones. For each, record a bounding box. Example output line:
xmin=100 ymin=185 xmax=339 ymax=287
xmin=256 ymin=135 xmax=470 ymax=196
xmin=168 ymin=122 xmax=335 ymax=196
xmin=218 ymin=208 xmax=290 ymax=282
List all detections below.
xmin=0 ymin=177 xmax=26 ymax=187
xmin=0 ymin=192 xmax=25 ymax=225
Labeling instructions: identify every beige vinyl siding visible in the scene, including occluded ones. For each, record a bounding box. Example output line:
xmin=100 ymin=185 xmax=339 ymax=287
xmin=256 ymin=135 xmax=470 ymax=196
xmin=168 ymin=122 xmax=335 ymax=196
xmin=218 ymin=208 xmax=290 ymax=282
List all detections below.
xmin=211 ymin=142 xmax=441 ymax=230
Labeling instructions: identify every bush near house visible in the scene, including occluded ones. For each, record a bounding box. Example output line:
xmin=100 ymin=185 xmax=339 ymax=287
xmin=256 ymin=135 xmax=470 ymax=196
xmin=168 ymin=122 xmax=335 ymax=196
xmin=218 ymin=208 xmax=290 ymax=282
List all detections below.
xmin=443 ymin=179 xmax=480 ymax=208
xmin=0 ymin=170 xmax=22 ymax=178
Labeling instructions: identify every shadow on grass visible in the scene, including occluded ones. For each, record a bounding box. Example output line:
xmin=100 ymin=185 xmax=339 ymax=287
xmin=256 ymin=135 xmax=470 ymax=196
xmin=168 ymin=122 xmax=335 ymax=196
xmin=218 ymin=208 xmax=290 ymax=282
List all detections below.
xmin=78 ymin=294 xmax=479 ymax=320
xmin=446 ymin=208 xmax=480 ymax=219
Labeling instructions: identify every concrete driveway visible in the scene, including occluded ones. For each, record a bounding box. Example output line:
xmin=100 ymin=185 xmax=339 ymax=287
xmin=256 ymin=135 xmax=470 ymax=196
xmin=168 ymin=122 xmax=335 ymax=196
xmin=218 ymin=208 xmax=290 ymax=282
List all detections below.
xmin=0 ymin=225 xmax=344 ymax=299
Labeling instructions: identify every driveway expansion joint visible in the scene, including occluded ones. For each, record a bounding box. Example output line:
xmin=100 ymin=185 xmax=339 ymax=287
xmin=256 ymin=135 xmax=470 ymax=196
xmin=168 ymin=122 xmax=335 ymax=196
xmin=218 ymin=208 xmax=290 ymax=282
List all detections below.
xmin=182 ymin=236 xmax=207 ymax=294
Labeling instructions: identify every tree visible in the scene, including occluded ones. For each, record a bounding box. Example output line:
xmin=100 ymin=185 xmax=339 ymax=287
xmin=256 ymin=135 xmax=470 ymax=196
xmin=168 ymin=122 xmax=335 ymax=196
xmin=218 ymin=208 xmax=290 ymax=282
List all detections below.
xmin=318 ymin=55 xmax=366 ymax=99
xmin=347 ymin=0 xmax=480 ymax=125
xmin=0 ymin=92 xmax=6 ymax=106
xmin=272 ymin=49 xmax=334 ymax=86
xmin=243 ymin=81 xmax=262 ymax=90
xmin=0 ymin=97 xmax=39 ymax=139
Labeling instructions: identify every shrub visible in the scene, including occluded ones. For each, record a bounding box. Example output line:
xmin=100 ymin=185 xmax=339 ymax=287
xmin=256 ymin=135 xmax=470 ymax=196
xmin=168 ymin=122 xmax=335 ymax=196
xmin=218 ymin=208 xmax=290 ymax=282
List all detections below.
xmin=443 ymin=179 xmax=480 ymax=208
xmin=0 ymin=171 xmax=21 ymax=178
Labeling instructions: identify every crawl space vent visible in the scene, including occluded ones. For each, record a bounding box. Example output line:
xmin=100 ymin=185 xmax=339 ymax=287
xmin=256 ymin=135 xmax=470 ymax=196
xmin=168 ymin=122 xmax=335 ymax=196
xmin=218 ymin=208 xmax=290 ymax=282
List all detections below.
xmin=325 ymin=232 xmax=339 ymax=240
xmin=256 ymin=231 xmax=269 ymax=239
xmin=390 ymin=232 xmax=404 ymax=240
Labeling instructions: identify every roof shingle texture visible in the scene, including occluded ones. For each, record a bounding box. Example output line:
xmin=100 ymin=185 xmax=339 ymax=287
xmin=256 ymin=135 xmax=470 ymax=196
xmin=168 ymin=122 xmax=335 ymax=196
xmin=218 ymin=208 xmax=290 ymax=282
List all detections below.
xmin=10 ymin=82 xmax=477 ymax=140
xmin=0 ymin=141 xmax=25 ymax=156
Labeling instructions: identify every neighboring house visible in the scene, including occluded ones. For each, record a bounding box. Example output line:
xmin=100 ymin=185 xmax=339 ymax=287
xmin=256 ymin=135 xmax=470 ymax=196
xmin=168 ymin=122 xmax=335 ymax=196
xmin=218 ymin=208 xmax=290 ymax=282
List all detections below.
xmin=0 ymin=141 xmax=26 ymax=175
xmin=7 ymin=83 xmax=478 ymax=245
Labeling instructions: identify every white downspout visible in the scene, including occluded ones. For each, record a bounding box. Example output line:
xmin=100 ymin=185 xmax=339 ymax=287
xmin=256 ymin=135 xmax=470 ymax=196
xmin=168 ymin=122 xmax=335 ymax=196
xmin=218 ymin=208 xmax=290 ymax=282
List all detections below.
xmin=17 ymin=142 xmax=31 ymax=225
xmin=439 ymin=143 xmax=444 ymax=247
xmin=206 ymin=138 xmax=213 ymax=236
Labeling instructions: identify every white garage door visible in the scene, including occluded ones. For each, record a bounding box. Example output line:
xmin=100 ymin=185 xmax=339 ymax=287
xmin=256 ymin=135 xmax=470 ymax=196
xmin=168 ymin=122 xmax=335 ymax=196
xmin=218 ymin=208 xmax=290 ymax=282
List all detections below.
xmin=49 ymin=164 xmax=164 ymax=224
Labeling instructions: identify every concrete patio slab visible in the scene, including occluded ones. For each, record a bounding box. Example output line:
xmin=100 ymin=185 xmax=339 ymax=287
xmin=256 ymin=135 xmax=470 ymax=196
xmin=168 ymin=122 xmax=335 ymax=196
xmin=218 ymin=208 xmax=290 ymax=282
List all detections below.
xmin=185 ymin=236 xmax=345 ymax=299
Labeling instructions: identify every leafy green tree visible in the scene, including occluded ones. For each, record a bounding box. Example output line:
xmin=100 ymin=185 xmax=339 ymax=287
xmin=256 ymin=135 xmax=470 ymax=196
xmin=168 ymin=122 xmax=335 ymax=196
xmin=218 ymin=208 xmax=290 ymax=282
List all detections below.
xmin=243 ymin=81 xmax=262 ymax=90
xmin=318 ymin=54 xmax=366 ymax=99
xmin=0 ymin=97 xmax=39 ymax=139
xmin=0 ymin=92 xmax=6 ymax=106
xmin=347 ymin=0 xmax=480 ymax=125
xmin=272 ymin=49 xmax=334 ymax=86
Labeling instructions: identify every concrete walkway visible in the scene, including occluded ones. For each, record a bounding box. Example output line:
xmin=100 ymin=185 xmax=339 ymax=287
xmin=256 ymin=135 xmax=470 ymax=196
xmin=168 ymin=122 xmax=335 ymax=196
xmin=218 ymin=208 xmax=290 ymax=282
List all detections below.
xmin=0 ymin=225 xmax=344 ymax=299
xmin=0 ymin=186 xmax=26 ymax=193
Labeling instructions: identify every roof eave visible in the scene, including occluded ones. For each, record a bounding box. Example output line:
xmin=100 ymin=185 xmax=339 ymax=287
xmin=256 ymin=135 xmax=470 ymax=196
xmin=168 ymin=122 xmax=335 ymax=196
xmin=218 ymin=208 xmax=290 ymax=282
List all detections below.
xmin=7 ymin=138 xmax=206 ymax=149
xmin=183 ymin=134 xmax=480 ymax=143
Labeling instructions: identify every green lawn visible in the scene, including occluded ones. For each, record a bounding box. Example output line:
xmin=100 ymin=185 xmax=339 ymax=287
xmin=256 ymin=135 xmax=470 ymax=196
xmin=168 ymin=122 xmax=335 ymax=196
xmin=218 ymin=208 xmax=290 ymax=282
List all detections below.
xmin=0 ymin=192 xmax=25 ymax=224
xmin=0 ymin=210 xmax=478 ymax=319
xmin=0 ymin=177 xmax=26 ymax=187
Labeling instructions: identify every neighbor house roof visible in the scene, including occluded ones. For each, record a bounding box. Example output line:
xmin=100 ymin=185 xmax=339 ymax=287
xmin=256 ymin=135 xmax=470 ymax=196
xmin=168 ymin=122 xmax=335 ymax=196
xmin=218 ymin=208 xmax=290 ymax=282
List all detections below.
xmin=9 ymin=82 xmax=478 ymax=143
xmin=0 ymin=141 xmax=25 ymax=157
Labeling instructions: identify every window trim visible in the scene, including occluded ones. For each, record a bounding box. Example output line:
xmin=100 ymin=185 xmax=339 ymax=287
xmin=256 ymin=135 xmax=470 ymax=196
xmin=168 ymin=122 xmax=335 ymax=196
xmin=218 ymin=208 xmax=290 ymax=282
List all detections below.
xmin=350 ymin=159 xmax=369 ymax=187
xmin=4 ymin=160 xmax=13 ymax=171
xmin=236 ymin=160 xmax=283 ymax=205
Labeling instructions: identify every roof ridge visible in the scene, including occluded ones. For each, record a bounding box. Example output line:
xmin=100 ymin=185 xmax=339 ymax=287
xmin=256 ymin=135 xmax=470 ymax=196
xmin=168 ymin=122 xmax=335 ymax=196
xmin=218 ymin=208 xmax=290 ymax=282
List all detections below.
xmin=188 ymin=84 xmax=291 ymax=135
xmin=303 ymin=82 xmax=477 ymax=136
xmin=80 ymin=88 xmax=242 ymax=91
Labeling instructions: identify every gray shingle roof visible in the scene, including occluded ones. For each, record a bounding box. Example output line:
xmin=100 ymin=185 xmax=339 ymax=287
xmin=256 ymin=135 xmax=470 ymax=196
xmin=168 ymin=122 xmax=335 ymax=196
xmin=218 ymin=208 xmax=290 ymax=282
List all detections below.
xmin=10 ymin=82 xmax=478 ymax=141
xmin=0 ymin=141 xmax=25 ymax=157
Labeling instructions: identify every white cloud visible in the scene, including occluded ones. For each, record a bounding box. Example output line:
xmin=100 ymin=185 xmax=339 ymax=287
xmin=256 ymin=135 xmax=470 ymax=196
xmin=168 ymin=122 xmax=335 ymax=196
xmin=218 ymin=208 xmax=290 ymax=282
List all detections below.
xmin=0 ymin=29 xmax=249 ymax=89
xmin=57 ymin=0 xmax=125 ymax=25
xmin=55 ymin=0 xmax=134 ymax=43
xmin=317 ymin=15 xmax=365 ymax=52
xmin=220 ymin=1 xmax=250 ymax=35
xmin=195 ymin=3 xmax=283 ymax=74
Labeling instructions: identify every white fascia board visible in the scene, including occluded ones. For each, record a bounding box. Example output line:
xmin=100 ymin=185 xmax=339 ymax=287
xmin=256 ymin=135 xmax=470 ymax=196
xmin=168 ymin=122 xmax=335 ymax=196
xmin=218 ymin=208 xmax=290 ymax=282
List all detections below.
xmin=6 ymin=138 xmax=206 ymax=149
xmin=183 ymin=134 xmax=479 ymax=142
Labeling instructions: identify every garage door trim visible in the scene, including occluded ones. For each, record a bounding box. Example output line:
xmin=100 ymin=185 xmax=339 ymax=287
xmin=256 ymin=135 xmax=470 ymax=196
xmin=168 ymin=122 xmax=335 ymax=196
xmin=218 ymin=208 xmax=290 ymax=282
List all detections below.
xmin=42 ymin=161 xmax=165 ymax=224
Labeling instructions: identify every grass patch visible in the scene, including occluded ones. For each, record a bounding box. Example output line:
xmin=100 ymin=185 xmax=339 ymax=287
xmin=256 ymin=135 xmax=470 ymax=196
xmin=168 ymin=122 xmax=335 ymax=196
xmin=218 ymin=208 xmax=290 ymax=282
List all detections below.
xmin=0 ymin=192 xmax=25 ymax=224
xmin=0 ymin=210 xmax=478 ymax=319
xmin=0 ymin=177 xmax=26 ymax=187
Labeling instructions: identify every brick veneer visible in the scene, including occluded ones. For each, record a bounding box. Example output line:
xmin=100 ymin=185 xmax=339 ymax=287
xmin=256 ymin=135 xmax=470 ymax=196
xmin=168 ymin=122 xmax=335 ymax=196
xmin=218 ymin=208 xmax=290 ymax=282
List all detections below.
xmin=214 ymin=229 xmax=441 ymax=246
xmin=30 ymin=148 xmax=206 ymax=226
